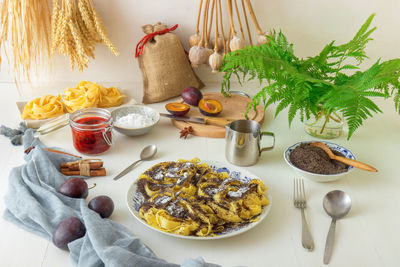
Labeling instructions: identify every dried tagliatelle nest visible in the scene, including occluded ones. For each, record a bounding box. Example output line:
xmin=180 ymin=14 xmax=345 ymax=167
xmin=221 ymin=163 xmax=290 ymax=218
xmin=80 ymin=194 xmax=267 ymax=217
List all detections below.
xmin=21 ymin=95 xmax=65 ymax=120
xmin=63 ymin=81 xmax=124 ymax=113
xmin=21 ymin=81 xmax=124 ymax=120
xmin=134 ymin=158 xmax=269 ymax=237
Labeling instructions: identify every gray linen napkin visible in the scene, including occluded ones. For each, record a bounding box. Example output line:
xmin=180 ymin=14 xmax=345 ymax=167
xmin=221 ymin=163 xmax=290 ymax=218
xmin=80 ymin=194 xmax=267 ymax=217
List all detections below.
xmin=3 ymin=129 xmax=220 ymax=267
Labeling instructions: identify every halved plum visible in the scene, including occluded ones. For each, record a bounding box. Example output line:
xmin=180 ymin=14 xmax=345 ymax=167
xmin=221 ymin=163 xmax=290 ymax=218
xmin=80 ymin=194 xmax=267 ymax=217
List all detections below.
xmin=198 ymin=99 xmax=222 ymax=117
xmin=165 ymin=103 xmax=190 ymax=116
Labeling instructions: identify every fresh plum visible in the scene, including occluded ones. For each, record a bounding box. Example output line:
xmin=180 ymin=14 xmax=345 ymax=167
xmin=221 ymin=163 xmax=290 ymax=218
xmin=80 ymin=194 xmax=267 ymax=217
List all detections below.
xmin=198 ymin=99 xmax=222 ymax=116
xmin=182 ymin=87 xmax=203 ymax=106
xmin=58 ymin=178 xmax=88 ymax=198
xmin=88 ymin=195 xmax=114 ymax=218
xmin=52 ymin=217 xmax=86 ymax=250
xmin=165 ymin=103 xmax=190 ymax=116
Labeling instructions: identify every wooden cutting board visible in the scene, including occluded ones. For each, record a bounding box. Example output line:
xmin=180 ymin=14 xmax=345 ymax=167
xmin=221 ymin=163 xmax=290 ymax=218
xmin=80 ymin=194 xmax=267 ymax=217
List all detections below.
xmin=171 ymin=92 xmax=265 ymax=138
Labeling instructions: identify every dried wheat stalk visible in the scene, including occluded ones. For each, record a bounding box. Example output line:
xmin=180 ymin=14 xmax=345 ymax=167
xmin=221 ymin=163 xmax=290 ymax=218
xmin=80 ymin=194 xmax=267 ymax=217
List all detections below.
xmin=51 ymin=0 xmax=118 ymax=71
xmin=0 ymin=0 xmax=51 ymax=85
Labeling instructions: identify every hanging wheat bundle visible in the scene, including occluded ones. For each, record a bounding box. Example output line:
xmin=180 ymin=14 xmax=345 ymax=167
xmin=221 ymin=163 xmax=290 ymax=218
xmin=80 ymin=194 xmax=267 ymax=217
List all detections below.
xmin=0 ymin=0 xmax=51 ymax=86
xmin=51 ymin=0 xmax=118 ymax=71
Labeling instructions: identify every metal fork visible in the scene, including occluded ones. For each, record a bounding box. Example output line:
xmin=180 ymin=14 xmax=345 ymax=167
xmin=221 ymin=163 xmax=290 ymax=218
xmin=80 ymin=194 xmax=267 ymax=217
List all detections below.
xmin=293 ymin=178 xmax=314 ymax=251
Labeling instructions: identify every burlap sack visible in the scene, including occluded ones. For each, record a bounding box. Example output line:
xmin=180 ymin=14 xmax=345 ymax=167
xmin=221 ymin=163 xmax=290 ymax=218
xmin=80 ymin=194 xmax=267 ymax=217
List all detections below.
xmin=137 ymin=23 xmax=204 ymax=104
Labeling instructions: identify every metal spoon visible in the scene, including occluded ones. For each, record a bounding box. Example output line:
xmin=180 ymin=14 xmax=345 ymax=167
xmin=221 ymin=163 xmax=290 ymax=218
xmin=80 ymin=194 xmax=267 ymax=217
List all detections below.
xmin=323 ymin=190 xmax=352 ymax=264
xmin=311 ymin=142 xmax=378 ymax=172
xmin=113 ymin=145 xmax=157 ymax=180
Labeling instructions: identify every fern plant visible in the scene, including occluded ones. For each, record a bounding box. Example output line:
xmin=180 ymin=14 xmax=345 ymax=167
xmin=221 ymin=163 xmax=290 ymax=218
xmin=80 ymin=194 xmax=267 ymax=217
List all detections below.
xmin=220 ymin=14 xmax=400 ymax=139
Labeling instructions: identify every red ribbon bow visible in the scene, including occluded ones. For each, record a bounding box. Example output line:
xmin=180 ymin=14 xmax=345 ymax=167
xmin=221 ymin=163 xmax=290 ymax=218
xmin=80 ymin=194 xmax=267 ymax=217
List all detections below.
xmin=135 ymin=24 xmax=179 ymax=58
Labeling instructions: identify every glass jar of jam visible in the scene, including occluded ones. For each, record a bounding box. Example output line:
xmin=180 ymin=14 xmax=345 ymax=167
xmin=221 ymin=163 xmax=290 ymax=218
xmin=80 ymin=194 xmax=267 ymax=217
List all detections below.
xmin=69 ymin=108 xmax=113 ymax=155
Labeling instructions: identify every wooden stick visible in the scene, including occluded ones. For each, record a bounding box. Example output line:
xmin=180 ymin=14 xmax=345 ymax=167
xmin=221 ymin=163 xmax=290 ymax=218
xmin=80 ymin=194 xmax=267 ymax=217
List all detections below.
xmin=226 ymin=27 xmax=233 ymax=53
xmin=241 ymin=0 xmax=253 ymax=45
xmin=226 ymin=0 xmax=236 ymax=35
xmin=218 ymin=0 xmax=227 ymax=54
xmin=204 ymin=0 xmax=211 ymax=48
xmin=195 ymin=0 xmax=204 ymax=34
xmin=207 ymin=0 xmax=216 ymax=46
xmin=244 ymin=0 xmax=263 ymax=35
xmin=61 ymin=167 xmax=107 ymax=177
xmin=199 ymin=0 xmax=210 ymax=47
xmin=213 ymin=0 xmax=219 ymax=51
xmin=233 ymin=0 xmax=245 ymax=40
xmin=60 ymin=161 xmax=103 ymax=171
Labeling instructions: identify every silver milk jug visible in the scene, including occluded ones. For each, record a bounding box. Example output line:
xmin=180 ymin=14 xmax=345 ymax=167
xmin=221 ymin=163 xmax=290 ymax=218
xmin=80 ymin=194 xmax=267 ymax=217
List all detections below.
xmin=225 ymin=120 xmax=275 ymax=166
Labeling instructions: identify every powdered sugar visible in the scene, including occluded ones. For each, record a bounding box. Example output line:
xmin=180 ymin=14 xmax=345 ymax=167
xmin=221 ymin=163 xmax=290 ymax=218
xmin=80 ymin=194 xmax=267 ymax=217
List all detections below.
xmin=227 ymin=187 xmax=249 ymax=198
xmin=115 ymin=113 xmax=153 ymax=128
xmin=154 ymin=195 xmax=172 ymax=206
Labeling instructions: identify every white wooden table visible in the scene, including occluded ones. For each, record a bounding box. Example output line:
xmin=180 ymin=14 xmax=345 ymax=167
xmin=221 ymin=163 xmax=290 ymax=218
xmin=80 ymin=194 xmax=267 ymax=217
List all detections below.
xmin=1 ymin=82 xmax=399 ymax=267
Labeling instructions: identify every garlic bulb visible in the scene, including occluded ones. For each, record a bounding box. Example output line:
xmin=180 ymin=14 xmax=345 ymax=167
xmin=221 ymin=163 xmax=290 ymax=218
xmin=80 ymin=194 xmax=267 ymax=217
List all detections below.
xmin=209 ymin=51 xmax=223 ymax=73
xmin=257 ymin=32 xmax=270 ymax=46
xmin=189 ymin=33 xmax=201 ymax=47
xmin=189 ymin=46 xmax=208 ymax=67
xmin=229 ymin=35 xmax=245 ymax=51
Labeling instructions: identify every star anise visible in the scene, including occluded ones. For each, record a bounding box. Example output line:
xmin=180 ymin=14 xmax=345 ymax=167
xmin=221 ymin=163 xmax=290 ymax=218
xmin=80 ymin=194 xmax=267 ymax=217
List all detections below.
xmin=179 ymin=126 xmax=194 ymax=139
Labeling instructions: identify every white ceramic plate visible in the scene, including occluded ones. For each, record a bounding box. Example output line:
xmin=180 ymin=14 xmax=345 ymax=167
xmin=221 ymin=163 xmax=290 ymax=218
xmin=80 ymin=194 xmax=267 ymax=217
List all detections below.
xmin=126 ymin=160 xmax=272 ymax=240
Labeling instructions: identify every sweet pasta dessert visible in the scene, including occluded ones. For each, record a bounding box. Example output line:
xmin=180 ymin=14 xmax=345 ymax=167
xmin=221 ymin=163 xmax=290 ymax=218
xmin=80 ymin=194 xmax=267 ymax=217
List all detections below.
xmin=134 ymin=158 xmax=269 ymax=237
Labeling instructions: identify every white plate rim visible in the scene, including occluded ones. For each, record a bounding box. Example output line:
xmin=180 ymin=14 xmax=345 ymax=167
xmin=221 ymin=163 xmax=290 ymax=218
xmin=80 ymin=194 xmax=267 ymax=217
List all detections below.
xmin=126 ymin=160 xmax=272 ymax=240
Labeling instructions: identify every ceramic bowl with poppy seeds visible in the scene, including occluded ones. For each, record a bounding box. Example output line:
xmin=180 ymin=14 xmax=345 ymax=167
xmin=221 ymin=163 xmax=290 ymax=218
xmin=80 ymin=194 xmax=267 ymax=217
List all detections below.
xmin=283 ymin=141 xmax=355 ymax=182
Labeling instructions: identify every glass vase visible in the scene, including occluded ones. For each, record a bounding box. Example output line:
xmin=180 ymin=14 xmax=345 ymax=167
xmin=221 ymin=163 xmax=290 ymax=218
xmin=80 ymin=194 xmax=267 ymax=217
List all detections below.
xmin=304 ymin=111 xmax=344 ymax=139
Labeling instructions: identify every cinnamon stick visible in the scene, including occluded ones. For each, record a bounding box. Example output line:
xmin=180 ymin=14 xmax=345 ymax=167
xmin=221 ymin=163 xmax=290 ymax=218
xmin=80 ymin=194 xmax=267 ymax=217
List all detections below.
xmin=60 ymin=161 xmax=103 ymax=171
xmin=61 ymin=168 xmax=106 ymax=177
xmin=45 ymin=148 xmax=82 ymax=158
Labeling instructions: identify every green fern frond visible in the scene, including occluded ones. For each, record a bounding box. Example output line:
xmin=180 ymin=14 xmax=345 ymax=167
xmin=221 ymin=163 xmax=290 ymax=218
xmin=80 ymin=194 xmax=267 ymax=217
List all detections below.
xmin=394 ymin=91 xmax=400 ymax=113
xmin=220 ymin=14 xmax=400 ymax=139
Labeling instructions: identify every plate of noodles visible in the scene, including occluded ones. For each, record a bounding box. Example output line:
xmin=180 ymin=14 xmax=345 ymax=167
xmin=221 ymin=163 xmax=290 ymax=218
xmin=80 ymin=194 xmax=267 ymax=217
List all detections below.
xmin=126 ymin=158 xmax=272 ymax=240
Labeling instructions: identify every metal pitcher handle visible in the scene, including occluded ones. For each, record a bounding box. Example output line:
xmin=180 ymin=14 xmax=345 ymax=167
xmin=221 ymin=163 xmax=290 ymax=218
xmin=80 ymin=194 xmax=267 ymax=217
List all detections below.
xmin=260 ymin=132 xmax=275 ymax=153
xmin=230 ymin=91 xmax=251 ymax=99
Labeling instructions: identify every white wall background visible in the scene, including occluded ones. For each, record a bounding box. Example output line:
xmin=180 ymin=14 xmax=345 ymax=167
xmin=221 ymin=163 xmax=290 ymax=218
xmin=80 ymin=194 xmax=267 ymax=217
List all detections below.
xmin=0 ymin=0 xmax=399 ymax=96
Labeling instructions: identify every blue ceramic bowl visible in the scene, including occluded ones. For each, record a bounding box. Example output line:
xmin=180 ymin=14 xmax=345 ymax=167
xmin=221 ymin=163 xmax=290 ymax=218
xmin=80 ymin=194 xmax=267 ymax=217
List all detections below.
xmin=284 ymin=141 xmax=355 ymax=182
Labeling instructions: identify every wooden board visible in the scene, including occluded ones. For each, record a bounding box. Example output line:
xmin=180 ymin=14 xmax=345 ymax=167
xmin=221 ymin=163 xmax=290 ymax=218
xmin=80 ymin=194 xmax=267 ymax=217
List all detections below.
xmin=171 ymin=92 xmax=265 ymax=138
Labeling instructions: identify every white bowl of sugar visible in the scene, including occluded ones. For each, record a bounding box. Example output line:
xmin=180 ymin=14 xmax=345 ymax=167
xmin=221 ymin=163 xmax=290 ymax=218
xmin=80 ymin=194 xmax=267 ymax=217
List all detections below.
xmin=111 ymin=105 xmax=160 ymax=136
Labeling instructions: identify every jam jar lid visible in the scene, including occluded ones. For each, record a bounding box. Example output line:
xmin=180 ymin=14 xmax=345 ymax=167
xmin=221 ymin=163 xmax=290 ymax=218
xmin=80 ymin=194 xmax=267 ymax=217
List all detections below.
xmin=69 ymin=107 xmax=113 ymax=131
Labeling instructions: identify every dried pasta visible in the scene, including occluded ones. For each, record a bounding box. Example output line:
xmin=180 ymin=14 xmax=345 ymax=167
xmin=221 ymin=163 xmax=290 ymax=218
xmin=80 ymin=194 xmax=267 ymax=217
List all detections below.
xmin=134 ymin=158 xmax=269 ymax=237
xmin=21 ymin=95 xmax=64 ymax=120
xmin=62 ymin=81 xmax=124 ymax=113
xmin=21 ymin=81 xmax=124 ymax=120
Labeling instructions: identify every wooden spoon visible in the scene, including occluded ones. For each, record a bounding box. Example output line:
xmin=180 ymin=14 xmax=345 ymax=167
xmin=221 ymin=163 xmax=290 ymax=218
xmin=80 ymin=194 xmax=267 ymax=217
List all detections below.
xmin=310 ymin=142 xmax=378 ymax=172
